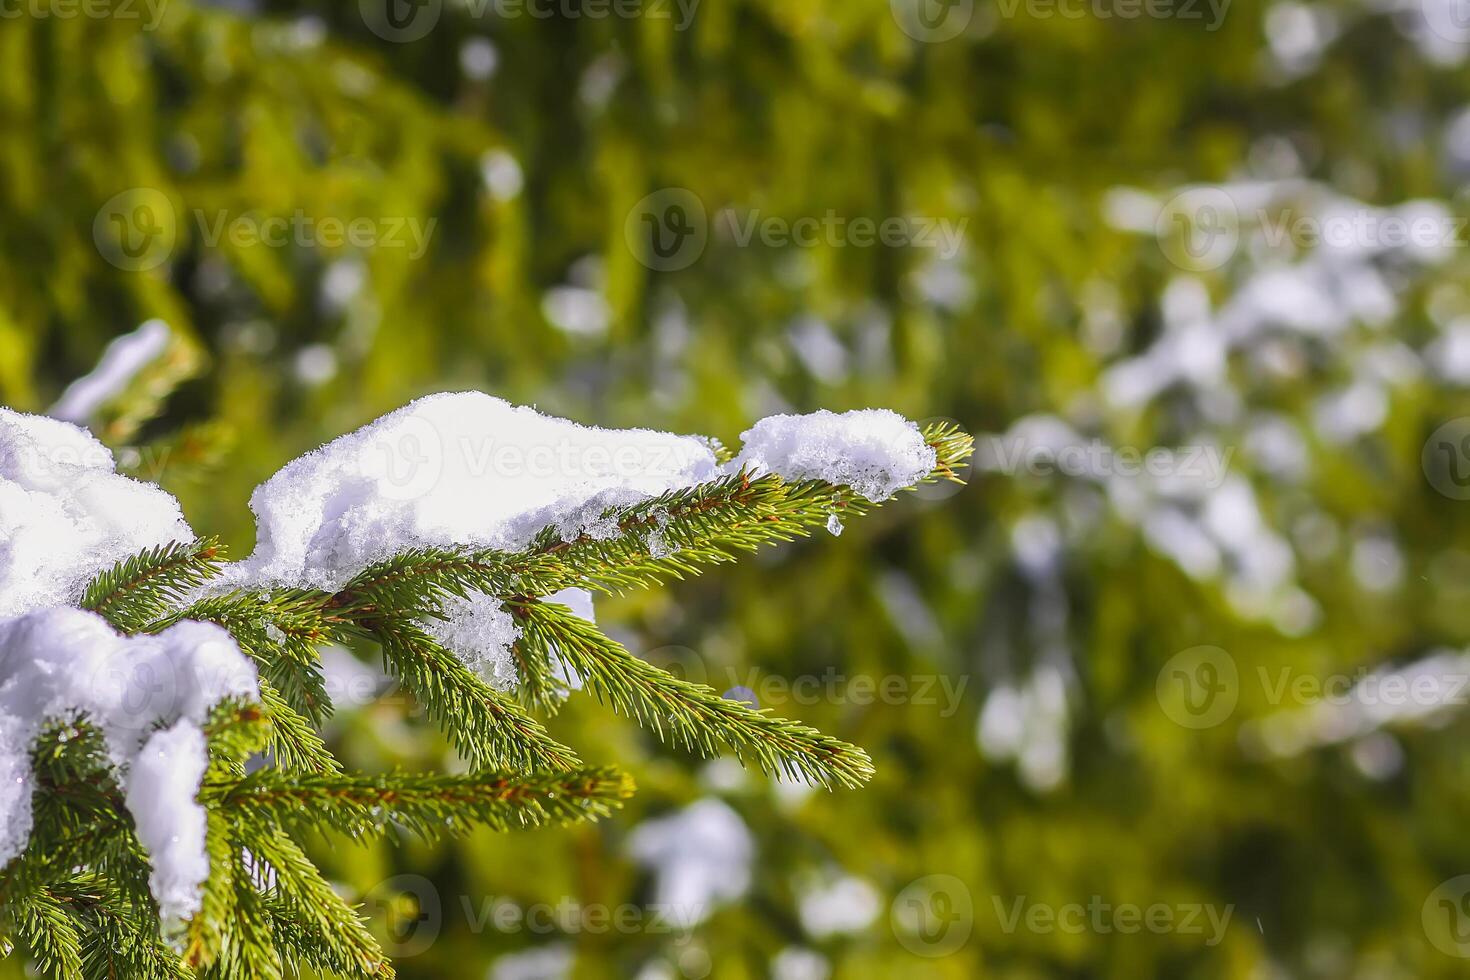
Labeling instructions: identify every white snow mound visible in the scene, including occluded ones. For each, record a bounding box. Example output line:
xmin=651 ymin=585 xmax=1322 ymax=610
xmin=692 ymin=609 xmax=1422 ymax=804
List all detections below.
xmin=236 ymin=391 xmax=722 ymax=592
xmin=731 ymin=409 xmax=936 ymax=502
xmin=421 ymin=589 xmax=522 ymax=690
xmin=0 ymin=607 xmax=258 ymax=922
xmin=0 ymin=409 xmax=193 ymax=619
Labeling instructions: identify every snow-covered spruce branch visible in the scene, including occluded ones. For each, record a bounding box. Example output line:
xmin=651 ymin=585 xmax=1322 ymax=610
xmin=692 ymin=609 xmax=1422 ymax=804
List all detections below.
xmin=0 ymin=394 xmax=970 ymax=978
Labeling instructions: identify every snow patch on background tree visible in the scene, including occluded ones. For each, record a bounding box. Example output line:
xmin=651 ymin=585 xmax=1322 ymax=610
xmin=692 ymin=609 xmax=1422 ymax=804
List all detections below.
xmin=628 ymin=798 xmax=754 ymax=927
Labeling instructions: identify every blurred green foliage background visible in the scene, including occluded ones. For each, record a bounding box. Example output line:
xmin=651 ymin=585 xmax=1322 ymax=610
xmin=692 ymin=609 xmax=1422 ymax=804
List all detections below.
xmin=4 ymin=0 xmax=1470 ymax=976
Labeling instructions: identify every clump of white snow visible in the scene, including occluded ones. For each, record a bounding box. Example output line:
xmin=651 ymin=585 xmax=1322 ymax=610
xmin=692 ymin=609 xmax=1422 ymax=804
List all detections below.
xmin=234 ymin=392 xmax=722 ymax=592
xmin=235 ymin=395 xmax=937 ymax=591
xmin=773 ymin=947 xmax=830 ymax=980
xmin=543 ymin=588 xmax=594 ymax=694
xmin=228 ymin=395 xmax=938 ymax=702
xmin=731 ymin=409 xmax=936 ymax=503
xmin=490 ymin=943 xmax=573 ymax=980
xmin=548 ymin=587 xmax=596 ymax=624
xmin=126 ymin=723 xmax=211 ymax=923
xmin=0 ymin=607 xmax=258 ymax=922
xmin=627 ymin=798 xmax=754 ymax=927
xmin=420 ymin=590 xmax=520 ymax=690
xmin=0 ymin=409 xmax=193 ymax=620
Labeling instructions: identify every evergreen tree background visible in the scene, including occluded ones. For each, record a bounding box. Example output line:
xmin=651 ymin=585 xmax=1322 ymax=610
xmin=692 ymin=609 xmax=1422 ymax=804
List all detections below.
xmin=3 ymin=0 xmax=1470 ymax=977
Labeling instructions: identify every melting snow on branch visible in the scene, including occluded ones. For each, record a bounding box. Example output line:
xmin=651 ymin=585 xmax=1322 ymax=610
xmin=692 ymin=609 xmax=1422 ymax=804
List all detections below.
xmin=0 ymin=391 xmax=937 ymax=925
xmin=232 ymin=392 xmax=723 ymax=592
xmin=0 ymin=608 xmax=258 ymax=922
xmin=732 ymin=408 xmax=937 ymax=503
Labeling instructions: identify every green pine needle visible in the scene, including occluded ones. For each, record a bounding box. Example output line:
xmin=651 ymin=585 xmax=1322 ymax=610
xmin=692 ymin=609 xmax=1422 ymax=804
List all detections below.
xmin=210 ymin=766 xmax=635 ymax=838
xmin=516 ymin=598 xmax=875 ymax=788
xmin=82 ymin=537 xmax=226 ymax=634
